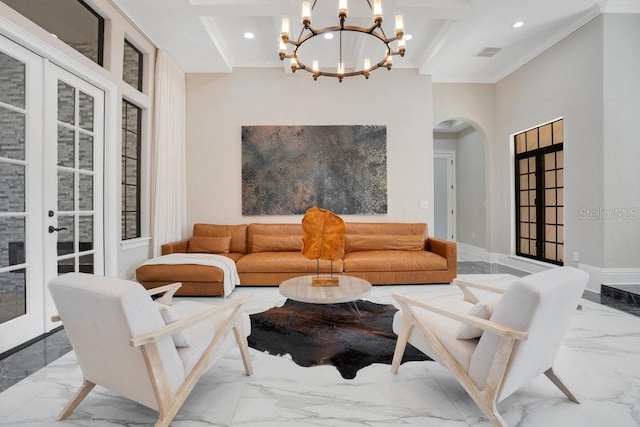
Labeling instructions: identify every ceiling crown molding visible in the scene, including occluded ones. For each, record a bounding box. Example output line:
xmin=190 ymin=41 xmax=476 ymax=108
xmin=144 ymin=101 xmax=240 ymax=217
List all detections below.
xmin=598 ymin=0 xmax=640 ymax=13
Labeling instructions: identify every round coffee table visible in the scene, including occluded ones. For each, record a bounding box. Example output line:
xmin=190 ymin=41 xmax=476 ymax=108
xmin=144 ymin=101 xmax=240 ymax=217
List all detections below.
xmin=279 ymin=275 xmax=372 ymax=322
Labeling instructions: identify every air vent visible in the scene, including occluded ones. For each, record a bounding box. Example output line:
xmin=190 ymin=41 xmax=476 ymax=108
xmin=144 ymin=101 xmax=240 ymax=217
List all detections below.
xmin=475 ymin=47 xmax=502 ymax=58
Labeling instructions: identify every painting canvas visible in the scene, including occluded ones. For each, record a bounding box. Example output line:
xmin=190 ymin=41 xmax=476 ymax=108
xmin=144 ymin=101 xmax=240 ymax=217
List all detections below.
xmin=242 ymin=125 xmax=387 ymax=215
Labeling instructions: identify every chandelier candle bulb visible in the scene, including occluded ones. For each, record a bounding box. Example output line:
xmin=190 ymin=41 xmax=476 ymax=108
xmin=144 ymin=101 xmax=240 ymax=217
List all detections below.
xmin=398 ymin=36 xmax=406 ymax=56
xmin=278 ymin=38 xmax=286 ymax=59
xmin=312 ymin=60 xmax=319 ymax=72
xmin=281 ymin=16 xmax=290 ymax=41
xmin=364 ymin=58 xmax=371 ymax=70
xmin=339 ymin=0 xmax=348 ymax=19
xmin=302 ymin=2 xmax=311 ymax=27
xmin=386 ymin=55 xmax=392 ymax=69
xmin=290 ymin=57 xmax=297 ymax=72
xmin=395 ymin=13 xmax=404 ymax=38
xmin=373 ymin=0 xmax=382 ymax=23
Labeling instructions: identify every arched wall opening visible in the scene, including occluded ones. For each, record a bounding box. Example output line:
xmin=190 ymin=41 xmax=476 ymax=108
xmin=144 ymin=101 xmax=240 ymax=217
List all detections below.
xmin=433 ymin=118 xmax=489 ymax=259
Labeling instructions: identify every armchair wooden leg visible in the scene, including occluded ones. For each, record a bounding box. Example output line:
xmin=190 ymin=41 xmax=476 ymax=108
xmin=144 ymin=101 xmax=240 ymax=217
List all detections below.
xmin=234 ymin=325 xmax=253 ymax=376
xmin=58 ymin=379 xmax=95 ymax=420
xmin=391 ymin=318 xmax=413 ymax=374
xmin=479 ymin=401 xmax=507 ymax=427
xmin=544 ymin=367 xmax=580 ymax=403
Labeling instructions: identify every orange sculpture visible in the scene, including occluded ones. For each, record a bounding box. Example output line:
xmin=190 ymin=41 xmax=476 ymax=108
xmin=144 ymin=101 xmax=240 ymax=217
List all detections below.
xmin=301 ymin=207 xmax=346 ymax=286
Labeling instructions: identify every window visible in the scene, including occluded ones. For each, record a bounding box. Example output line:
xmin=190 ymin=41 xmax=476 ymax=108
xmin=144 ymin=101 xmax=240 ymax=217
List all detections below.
xmin=122 ymin=100 xmax=141 ymax=240
xmin=123 ymin=39 xmax=143 ymax=91
xmin=2 ymin=0 xmax=104 ymax=66
xmin=514 ymin=119 xmax=564 ymax=265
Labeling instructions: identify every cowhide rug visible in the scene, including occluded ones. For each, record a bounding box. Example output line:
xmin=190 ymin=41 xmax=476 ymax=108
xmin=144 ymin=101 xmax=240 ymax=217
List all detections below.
xmin=247 ymin=299 xmax=431 ymax=379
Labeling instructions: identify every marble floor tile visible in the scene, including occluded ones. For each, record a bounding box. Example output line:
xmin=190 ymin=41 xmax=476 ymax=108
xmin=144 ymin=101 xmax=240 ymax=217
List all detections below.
xmin=1 ymin=266 xmax=640 ymax=426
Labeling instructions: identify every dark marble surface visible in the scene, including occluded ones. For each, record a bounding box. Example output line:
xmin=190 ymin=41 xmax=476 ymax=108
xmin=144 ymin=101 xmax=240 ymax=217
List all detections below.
xmin=458 ymin=261 xmax=528 ymax=277
xmin=1 ymin=262 xmax=638 ymax=393
xmin=0 ymin=329 xmax=72 ymax=393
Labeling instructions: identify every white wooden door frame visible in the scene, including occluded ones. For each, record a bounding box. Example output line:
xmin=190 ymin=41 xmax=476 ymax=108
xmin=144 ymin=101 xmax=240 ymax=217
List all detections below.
xmin=434 ymin=150 xmax=456 ymax=241
xmin=0 ymin=35 xmax=45 ymax=354
xmin=44 ymin=62 xmax=105 ymax=332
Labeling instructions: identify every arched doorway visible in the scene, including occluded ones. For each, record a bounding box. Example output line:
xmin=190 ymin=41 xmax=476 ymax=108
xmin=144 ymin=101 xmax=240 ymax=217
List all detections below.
xmin=433 ymin=119 xmax=487 ymax=257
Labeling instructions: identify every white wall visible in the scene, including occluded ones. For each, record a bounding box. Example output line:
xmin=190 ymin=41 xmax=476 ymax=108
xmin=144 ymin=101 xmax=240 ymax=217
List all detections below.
xmin=495 ymin=16 xmax=605 ymax=269
xmin=456 ymin=127 xmax=486 ymax=247
xmin=602 ymin=14 xmax=640 ymax=267
xmin=185 ymin=68 xmax=434 ymax=229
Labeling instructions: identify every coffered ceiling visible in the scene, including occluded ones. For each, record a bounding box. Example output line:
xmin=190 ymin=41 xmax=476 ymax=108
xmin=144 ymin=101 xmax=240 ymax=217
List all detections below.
xmin=109 ymin=0 xmax=639 ymax=83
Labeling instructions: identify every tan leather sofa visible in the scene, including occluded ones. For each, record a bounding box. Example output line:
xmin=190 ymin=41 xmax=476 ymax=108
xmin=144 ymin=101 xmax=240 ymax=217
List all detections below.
xmin=136 ymin=222 xmax=457 ymax=296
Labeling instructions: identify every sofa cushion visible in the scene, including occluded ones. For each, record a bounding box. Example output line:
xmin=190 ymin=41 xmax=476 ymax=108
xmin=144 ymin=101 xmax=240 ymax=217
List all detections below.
xmin=345 ymin=234 xmax=425 ymax=252
xmin=343 ymin=250 xmax=447 ymax=272
xmin=187 ymin=236 xmax=232 ymax=254
xmin=252 ymin=234 xmax=302 ymax=253
xmin=193 ymin=224 xmax=248 ymax=254
xmin=137 ymin=263 xmax=224 ymax=282
xmin=236 ymin=252 xmax=343 ymax=273
xmin=346 ymin=222 xmax=427 ymax=236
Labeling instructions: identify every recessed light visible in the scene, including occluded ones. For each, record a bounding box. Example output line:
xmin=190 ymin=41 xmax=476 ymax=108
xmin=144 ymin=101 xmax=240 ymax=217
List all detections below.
xmin=323 ymin=33 xmax=334 ymax=40
xmin=244 ymin=32 xmax=255 ymax=39
xmin=405 ymin=34 xmax=413 ymax=41
xmin=512 ymin=21 xmax=524 ymax=29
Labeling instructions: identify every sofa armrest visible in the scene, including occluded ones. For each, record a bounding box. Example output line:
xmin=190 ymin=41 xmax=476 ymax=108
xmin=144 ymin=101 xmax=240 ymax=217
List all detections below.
xmin=426 ymin=237 xmax=457 ymax=281
xmin=161 ymin=238 xmax=190 ymax=255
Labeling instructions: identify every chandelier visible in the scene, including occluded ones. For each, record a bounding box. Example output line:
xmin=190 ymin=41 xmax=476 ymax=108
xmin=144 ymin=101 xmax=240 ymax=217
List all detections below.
xmin=279 ymin=0 xmax=406 ymax=82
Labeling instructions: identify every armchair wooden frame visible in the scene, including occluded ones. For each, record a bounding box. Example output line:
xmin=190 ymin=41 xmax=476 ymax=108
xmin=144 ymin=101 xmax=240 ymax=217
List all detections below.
xmin=55 ymin=283 xmax=253 ymax=427
xmin=391 ymin=288 xmax=579 ymax=427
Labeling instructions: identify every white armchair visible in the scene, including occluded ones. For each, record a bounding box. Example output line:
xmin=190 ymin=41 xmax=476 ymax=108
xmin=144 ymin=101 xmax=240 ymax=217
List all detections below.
xmin=391 ymin=266 xmax=588 ymax=427
xmin=48 ymin=273 xmax=253 ymax=427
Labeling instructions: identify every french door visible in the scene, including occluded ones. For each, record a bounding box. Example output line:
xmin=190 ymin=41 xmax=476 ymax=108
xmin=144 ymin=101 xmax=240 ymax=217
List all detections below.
xmin=0 ymin=36 xmax=104 ymax=354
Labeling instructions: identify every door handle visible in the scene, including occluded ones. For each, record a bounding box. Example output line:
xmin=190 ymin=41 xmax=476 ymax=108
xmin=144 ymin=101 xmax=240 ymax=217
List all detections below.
xmin=48 ymin=226 xmax=68 ymax=233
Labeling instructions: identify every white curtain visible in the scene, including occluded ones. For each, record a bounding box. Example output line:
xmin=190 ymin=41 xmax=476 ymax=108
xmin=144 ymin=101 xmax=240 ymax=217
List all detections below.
xmin=151 ymin=50 xmax=187 ymax=256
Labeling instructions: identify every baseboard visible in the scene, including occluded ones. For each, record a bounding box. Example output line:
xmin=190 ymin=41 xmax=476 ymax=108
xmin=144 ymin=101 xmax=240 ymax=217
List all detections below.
xmin=578 ymin=263 xmax=640 ymax=293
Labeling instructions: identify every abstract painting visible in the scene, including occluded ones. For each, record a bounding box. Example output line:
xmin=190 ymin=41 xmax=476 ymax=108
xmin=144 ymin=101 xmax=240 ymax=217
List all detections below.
xmin=242 ymin=125 xmax=387 ymax=215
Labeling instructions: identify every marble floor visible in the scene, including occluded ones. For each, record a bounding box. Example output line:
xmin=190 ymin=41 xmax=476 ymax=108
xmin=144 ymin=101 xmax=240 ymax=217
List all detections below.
xmin=0 ymin=265 xmax=639 ymax=426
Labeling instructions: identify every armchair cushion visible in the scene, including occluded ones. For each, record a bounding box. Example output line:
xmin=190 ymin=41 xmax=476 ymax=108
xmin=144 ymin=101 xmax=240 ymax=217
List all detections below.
xmin=456 ymin=302 xmax=492 ymax=340
xmin=171 ymin=300 xmax=251 ymax=376
xmin=156 ymin=302 xmax=192 ymax=347
xmin=393 ymin=299 xmax=479 ymax=371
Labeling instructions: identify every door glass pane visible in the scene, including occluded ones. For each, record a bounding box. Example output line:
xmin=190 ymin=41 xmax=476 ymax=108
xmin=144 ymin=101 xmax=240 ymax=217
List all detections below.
xmin=0 ymin=269 xmax=26 ymax=325
xmin=0 ymin=51 xmax=25 ymax=109
xmin=79 ymin=133 xmax=93 ymax=170
xmin=58 ymin=258 xmax=75 ymax=275
xmin=125 ymin=157 xmax=137 ymax=185
xmin=79 ymin=91 xmax=94 ymax=131
xmin=58 ymin=170 xmax=75 ymax=211
xmin=0 ymin=217 xmax=25 ymax=267
xmin=57 ymin=215 xmax=75 ymax=256
xmin=57 ymin=125 xmax=75 ymax=167
xmin=79 ymin=173 xmax=93 ymax=210
xmin=57 ymin=81 xmax=75 ymax=125
xmin=0 ymin=163 xmax=25 ymax=212
xmin=79 ymin=216 xmax=93 ymax=251
xmin=0 ymin=107 xmax=26 ymax=160
xmin=79 ymin=254 xmax=94 ymax=274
